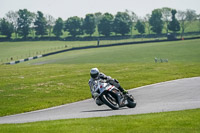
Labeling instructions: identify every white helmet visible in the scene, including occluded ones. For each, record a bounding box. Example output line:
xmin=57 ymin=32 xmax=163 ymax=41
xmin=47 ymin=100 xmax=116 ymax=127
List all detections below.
xmin=90 ymin=68 xmax=99 ymax=79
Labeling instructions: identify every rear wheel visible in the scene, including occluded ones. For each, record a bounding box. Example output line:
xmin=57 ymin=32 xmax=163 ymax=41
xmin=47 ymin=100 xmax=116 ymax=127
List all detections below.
xmin=101 ymin=92 xmax=119 ymax=110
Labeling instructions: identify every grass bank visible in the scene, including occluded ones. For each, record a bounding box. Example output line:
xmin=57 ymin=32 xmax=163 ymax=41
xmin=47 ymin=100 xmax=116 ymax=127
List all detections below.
xmin=29 ymin=39 xmax=200 ymax=64
xmin=0 ymin=37 xmax=186 ymax=63
xmin=0 ymin=109 xmax=200 ymax=133
xmin=1 ymin=63 xmax=200 ymax=116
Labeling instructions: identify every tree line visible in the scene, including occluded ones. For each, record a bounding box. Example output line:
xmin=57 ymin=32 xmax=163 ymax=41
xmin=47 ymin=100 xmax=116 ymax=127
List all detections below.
xmin=0 ymin=8 xmax=199 ymax=39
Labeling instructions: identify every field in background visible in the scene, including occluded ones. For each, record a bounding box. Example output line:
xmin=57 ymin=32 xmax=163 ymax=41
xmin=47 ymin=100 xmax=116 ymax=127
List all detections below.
xmin=1 ymin=36 xmax=199 ymax=64
xmin=0 ymin=38 xmax=157 ymax=63
xmin=28 ymin=39 xmax=200 ymax=64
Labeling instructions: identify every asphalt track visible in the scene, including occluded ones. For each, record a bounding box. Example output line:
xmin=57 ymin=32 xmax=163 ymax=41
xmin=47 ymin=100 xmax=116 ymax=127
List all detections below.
xmin=0 ymin=77 xmax=200 ymax=124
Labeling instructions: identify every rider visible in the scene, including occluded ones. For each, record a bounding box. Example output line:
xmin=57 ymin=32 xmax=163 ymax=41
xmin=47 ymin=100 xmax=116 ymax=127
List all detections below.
xmin=88 ymin=68 xmax=128 ymax=105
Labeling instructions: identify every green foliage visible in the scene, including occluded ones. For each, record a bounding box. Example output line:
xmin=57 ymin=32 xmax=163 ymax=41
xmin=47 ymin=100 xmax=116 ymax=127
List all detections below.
xmin=17 ymin=9 xmax=34 ymax=39
xmin=168 ymin=10 xmax=180 ymax=33
xmin=177 ymin=9 xmax=197 ymax=37
xmin=149 ymin=9 xmax=164 ymax=34
xmin=113 ymin=12 xmax=132 ymax=35
xmin=135 ymin=20 xmax=145 ymax=35
xmin=98 ymin=13 xmax=114 ymax=36
xmin=5 ymin=11 xmax=18 ymax=38
xmin=46 ymin=14 xmax=56 ymax=37
xmin=94 ymin=12 xmax=103 ymax=26
xmin=198 ymin=14 xmax=200 ymax=32
xmin=1 ymin=9 xmax=200 ymax=39
xmin=83 ymin=14 xmax=96 ymax=36
xmin=161 ymin=7 xmax=172 ymax=33
xmin=34 ymin=11 xmax=48 ymax=36
xmin=53 ymin=18 xmax=63 ymax=37
xmin=0 ymin=18 xmax=14 ymax=38
xmin=64 ymin=16 xmax=83 ymax=37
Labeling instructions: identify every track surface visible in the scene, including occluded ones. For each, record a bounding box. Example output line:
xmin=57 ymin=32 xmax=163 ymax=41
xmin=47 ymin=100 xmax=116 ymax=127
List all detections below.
xmin=0 ymin=77 xmax=200 ymax=124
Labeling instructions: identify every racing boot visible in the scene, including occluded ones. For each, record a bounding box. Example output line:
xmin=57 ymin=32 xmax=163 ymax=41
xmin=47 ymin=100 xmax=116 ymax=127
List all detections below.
xmin=118 ymin=86 xmax=128 ymax=95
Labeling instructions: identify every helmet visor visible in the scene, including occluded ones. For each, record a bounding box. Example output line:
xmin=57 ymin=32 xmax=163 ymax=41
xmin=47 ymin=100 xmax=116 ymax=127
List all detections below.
xmin=90 ymin=73 xmax=99 ymax=79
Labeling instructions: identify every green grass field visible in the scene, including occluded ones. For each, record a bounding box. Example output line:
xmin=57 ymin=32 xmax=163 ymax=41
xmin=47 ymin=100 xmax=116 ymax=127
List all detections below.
xmin=29 ymin=39 xmax=200 ymax=64
xmin=0 ymin=41 xmax=95 ymax=62
xmin=0 ymin=39 xmax=200 ymax=131
xmin=0 ymin=109 xmax=200 ymax=133
xmin=1 ymin=38 xmax=177 ymax=63
xmin=0 ymin=39 xmax=157 ymax=62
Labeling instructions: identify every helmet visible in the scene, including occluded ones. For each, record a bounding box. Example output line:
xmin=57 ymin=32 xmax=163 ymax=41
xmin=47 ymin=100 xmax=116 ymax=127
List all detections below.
xmin=90 ymin=68 xmax=99 ymax=79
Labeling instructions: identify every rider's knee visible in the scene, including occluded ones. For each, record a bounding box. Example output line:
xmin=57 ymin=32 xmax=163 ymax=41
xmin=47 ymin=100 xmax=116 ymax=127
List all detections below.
xmin=96 ymin=98 xmax=103 ymax=106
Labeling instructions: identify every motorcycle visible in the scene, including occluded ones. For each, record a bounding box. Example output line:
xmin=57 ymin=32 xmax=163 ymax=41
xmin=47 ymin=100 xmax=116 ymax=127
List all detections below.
xmin=93 ymin=79 xmax=136 ymax=110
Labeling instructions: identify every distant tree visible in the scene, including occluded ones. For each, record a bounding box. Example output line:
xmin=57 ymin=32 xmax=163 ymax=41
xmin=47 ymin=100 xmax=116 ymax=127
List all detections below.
xmin=5 ymin=11 xmax=19 ymax=38
xmin=149 ymin=9 xmax=164 ymax=34
xmin=144 ymin=14 xmax=151 ymax=34
xmin=125 ymin=10 xmax=138 ymax=36
xmin=64 ymin=16 xmax=83 ymax=37
xmin=177 ymin=9 xmax=197 ymax=37
xmin=17 ymin=9 xmax=34 ymax=39
xmin=94 ymin=12 xmax=103 ymax=26
xmin=34 ymin=11 xmax=47 ymax=36
xmin=94 ymin=12 xmax=103 ymax=36
xmin=168 ymin=10 xmax=180 ymax=34
xmin=98 ymin=13 xmax=114 ymax=37
xmin=0 ymin=18 xmax=14 ymax=38
xmin=45 ymin=14 xmax=55 ymax=37
xmin=83 ymin=14 xmax=96 ymax=36
xmin=53 ymin=17 xmax=63 ymax=37
xmin=30 ymin=13 xmax=37 ymax=37
xmin=0 ymin=19 xmax=1 ymax=28
xmin=197 ymin=14 xmax=200 ymax=32
xmin=135 ymin=20 xmax=145 ymax=35
xmin=113 ymin=12 xmax=132 ymax=36
xmin=161 ymin=7 xmax=172 ymax=33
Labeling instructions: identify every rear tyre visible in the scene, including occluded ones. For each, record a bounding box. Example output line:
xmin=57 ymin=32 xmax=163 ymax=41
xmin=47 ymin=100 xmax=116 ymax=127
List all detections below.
xmin=101 ymin=92 xmax=119 ymax=110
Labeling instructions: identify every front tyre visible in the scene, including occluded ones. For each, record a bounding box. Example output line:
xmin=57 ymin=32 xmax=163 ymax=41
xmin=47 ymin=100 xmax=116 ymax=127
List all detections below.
xmin=101 ymin=92 xmax=119 ymax=110
xmin=126 ymin=95 xmax=137 ymax=108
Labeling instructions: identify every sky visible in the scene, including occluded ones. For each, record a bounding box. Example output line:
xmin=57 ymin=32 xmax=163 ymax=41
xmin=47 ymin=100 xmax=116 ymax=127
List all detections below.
xmin=1 ymin=0 xmax=200 ymax=19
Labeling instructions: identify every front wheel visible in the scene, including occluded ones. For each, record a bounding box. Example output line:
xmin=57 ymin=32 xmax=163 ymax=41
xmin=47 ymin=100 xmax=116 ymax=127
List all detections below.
xmin=101 ymin=92 xmax=119 ymax=110
xmin=126 ymin=95 xmax=137 ymax=108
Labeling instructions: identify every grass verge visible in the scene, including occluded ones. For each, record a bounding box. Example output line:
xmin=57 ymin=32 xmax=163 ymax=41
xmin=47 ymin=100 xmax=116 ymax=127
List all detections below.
xmin=0 ymin=109 xmax=200 ymax=133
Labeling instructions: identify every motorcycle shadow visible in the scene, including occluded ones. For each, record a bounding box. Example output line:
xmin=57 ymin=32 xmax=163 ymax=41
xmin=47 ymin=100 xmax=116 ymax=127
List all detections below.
xmin=82 ymin=107 xmax=127 ymax=113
